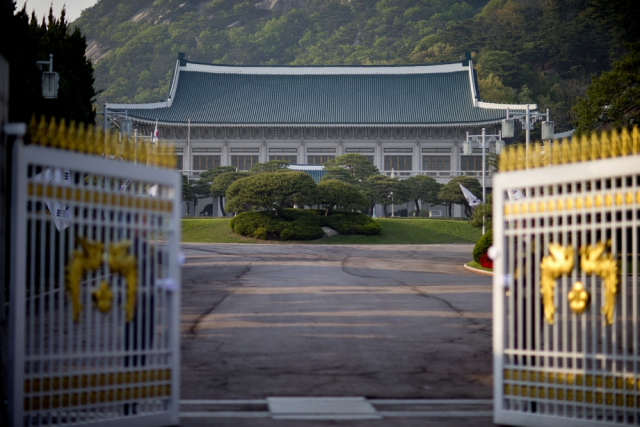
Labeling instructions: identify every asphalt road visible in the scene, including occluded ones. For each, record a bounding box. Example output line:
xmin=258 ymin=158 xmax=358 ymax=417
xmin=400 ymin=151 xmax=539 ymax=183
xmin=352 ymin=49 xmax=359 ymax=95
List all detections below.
xmin=179 ymin=244 xmax=494 ymax=426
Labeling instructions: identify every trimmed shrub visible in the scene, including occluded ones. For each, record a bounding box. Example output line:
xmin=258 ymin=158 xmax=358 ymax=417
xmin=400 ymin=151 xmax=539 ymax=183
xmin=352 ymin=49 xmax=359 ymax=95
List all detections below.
xmin=473 ymin=229 xmax=493 ymax=263
xmin=325 ymin=212 xmax=381 ymax=236
xmin=230 ymin=209 xmax=381 ymax=240
xmin=253 ymin=227 xmax=268 ymax=240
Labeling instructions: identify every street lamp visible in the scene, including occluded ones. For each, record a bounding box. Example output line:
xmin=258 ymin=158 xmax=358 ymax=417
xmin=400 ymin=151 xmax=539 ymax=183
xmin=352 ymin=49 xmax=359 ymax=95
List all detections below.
xmin=390 ymin=191 xmax=394 ymax=217
xmin=465 ymin=128 xmax=502 ymax=235
xmin=501 ymin=105 xmax=554 ymax=168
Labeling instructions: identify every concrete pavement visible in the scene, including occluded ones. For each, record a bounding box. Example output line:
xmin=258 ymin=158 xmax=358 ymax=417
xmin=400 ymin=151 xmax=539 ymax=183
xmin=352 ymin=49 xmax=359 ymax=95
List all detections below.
xmin=179 ymin=244 xmax=494 ymax=426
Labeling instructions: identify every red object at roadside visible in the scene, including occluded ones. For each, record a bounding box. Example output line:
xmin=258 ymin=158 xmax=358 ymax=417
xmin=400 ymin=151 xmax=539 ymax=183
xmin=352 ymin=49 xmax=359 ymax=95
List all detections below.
xmin=479 ymin=252 xmax=493 ymax=269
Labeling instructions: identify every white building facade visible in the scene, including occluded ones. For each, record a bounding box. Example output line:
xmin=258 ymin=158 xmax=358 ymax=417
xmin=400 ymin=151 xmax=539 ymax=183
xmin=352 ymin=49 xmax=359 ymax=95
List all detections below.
xmin=109 ymin=53 xmax=535 ymax=216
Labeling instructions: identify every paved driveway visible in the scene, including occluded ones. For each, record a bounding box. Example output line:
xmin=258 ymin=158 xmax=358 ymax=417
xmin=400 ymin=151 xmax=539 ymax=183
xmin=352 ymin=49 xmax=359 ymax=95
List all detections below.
xmin=179 ymin=244 xmax=494 ymax=426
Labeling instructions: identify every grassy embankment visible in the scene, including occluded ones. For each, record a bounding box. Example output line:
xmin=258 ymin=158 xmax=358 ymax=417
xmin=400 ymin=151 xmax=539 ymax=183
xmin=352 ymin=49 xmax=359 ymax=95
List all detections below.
xmin=182 ymin=217 xmax=481 ymax=244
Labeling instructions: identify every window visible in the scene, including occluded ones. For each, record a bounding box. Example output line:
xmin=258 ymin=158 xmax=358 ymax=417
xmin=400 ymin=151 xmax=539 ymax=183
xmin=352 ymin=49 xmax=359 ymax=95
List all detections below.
xmin=192 ymin=155 xmax=220 ymax=171
xmin=269 ymin=155 xmax=297 ymax=163
xmin=231 ymin=155 xmax=259 ymax=171
xmin=307 ymin=155 xmax=334 ymax=165
xmin=384 ymin=156 xmax=412 ymax=171
xmin=175 ymin=155 xmax=183 ymax=170
xmin=423 ymin=156 xmax=450 ymax=171
xmin=460 ymin=155 xmax=484 ymax=171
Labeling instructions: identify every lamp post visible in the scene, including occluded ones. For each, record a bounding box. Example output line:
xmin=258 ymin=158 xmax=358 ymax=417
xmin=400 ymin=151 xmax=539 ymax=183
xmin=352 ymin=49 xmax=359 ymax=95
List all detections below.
xmin=465 ymin=128 xmax=502 ymax=235
xmin=390 ymin=191 xmax=394 ymax=217
xmin=502 ymin=105 xmax=554 ymax=169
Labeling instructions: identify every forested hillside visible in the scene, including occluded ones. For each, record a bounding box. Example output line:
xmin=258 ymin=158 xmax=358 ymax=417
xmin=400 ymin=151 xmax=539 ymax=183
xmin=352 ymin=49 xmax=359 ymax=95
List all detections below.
xmin=73 ymin=0 xmax=637 ymax=132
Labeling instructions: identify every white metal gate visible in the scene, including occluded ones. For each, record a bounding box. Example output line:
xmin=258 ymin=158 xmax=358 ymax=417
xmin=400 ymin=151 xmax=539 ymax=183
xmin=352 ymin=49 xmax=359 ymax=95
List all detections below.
xmin=493 ymin=129 xmax=640 ymax=426
xmin=8 ymin=121 xmax=181 ymax=427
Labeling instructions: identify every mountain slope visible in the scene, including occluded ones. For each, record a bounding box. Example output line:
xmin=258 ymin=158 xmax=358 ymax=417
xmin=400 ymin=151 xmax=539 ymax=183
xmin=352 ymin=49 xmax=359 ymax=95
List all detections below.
xmin=74 ymin=0 xmax=629 ymax=132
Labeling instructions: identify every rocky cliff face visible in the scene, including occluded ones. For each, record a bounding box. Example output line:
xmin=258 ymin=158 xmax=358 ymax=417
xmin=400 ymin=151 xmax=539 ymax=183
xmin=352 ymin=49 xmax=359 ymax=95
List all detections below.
xmin=254 ymin=0 xmax=349 ymax=12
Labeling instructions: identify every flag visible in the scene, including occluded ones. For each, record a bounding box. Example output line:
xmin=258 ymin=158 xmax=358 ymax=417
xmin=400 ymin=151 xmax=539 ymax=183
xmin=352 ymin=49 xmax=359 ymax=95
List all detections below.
xmin=30 ymin=168 xmax=72 ymax=231
xmin=459 ymin=183 xmax=481 ymax=207
xmin=152 ymin=119 xmax=158 ymax=143
xmin=507 ymin=189 xmax=526 ymax=201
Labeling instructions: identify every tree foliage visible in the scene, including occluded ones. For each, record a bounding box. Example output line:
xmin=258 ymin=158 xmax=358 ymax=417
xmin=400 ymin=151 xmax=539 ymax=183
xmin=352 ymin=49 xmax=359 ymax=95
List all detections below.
xmin=210 ymin=171 xmax=251 ymax=215
xmin=399 ymin=175 xmax=443 ymax=216
xmin=225 ymin=171 xmax=317 ymax=218
xmin=361 ymin=175 xmax=398 ymax=217
xmin=2 ymin=3 xmax=96 ymax=124
xmin=572 ymin=42 xmax=640 ymax=133
xmin=438 ymin=176 xmax=482 ymax=217
xmin=316 ymin=180 xmax=368 ymax=216
xmin=321 ymin=154 xmax=380 ymax=187
xmin=249 ymin=159 xmax=290 ymax=174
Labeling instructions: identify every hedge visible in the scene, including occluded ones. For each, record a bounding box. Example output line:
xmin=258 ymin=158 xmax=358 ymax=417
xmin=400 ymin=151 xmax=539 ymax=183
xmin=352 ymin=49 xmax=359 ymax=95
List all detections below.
xmin=229 ymin=209 xmax=381 ymax=241
xmin=473 ymin=229 xmax=493 ymax=263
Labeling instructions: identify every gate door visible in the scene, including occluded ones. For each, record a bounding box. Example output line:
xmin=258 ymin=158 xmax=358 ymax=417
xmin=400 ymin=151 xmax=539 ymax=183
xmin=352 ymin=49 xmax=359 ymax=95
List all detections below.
xmin=493 ymin=129 xmax=640 ymax=426
xmin=8 ymin=124 xmax=181 ymax=426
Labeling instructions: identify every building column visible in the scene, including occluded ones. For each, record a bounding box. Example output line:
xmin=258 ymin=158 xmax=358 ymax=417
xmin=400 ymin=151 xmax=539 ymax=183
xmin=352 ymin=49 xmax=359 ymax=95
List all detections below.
xmin=338 ymin=140 xmax=344 ymax=156
xmin=451 ymin=141 xmax=459 ymax=172
xmin=299 ymin=140 xmax=305 ymax=164
xmin=261 ymin=140 xmax=267 ymax=162
xmin=413 ymin=141 xmax=420 ymax=172
xmin=377 ymin=141 xmax=383 ymax=171
xmin=222 ymin=140 xmax=229 ymax=166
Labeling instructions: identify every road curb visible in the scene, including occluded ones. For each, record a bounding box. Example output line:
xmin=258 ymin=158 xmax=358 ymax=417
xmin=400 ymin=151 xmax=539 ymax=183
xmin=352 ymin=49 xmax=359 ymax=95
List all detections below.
xmin=463 ymin=263 xmax=493 ymax=276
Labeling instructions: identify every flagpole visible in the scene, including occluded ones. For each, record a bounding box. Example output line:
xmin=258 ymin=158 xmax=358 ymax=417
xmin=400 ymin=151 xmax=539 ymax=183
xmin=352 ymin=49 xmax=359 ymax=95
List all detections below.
xmin=482 ymin=127 xmax=486 ymax=235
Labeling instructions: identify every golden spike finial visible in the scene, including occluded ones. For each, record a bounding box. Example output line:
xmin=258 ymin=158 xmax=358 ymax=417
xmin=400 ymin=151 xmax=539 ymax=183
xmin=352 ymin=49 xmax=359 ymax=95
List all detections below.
xmin=28 ymin=115 xmax=38 ymax=143
xmin=57 ymin=118 xmax=68 ymax=150
xmin=580 ymin=133 xmax=589 ymax=162
xmin=561 ymin=139 xmax=571 ymax=164
xmin=611 ymin=128 xmax=621 ymax=156
xmin=606 ymin=129 xmax=616 ymax=157
xmin=36 ymin=116 xmax=48 ymax=146
xmin=499 ymin=149 xmax=508 ymax=171
xmin=67 ymin=121 xmax=77 ymax=152
xmin=507 ymin=145 xmax=517 ymax=171
xmin=46 ymin=117 xmax=58 ymax=148
xmin=589 ymin=132 xmax=598 ymax=161
xmin=75 ymin=122 xmax=86 ymax=153
xmin=601 ymin=130 xmax=611 ymax=159
xmin=570 ymin=136 xmax=579 ymax=163
xmin=516 ymin=144 xmax=525 ymax=170
xmin=532 ymin=142 xmax=541 ymax=168
xmin=632 ymin=126 xmax=639 ymax=154
xmin=543 ymin=139 xmax=551 ymax=166
xmin=620 ymin=128 xmax=630 ymax=156
xmin=551 ymin=139 xmax=560 ymax=165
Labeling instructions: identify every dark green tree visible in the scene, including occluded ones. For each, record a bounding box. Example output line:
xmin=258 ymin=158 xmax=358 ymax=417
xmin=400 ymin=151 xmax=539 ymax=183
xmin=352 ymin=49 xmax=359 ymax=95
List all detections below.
xmin=438 ymin=176 xmax=482 ymax=217
xmin=2 ymin=4 xmax=96 ymax=124
xmin=316 ymin=180 xmax=368 ymax=216
xmin=399 ymin=175 xmax=443 ymax=216
xmin=226 ymin=171 xmax=317 ymax=218
xmin=249 ymin=159 xmax=291 ymax=174
xmin=470 ymin=192 xmax=492 ymax=230
xmin=321 ymin=154 xmax=380 ymax=187
xmin=210 ymin=171 xmax=251 ymax=216
xmin=361 ymin=175 xmax=397 ymax=217
xmin=572 ymin=42 xmax=640 ymax=134
xmin=195 ymin=166 xmax=237 ymax=215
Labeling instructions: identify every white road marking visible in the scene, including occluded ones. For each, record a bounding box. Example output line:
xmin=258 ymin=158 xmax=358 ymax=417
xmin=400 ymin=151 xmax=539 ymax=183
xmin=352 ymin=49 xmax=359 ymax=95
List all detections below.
xmin=179 ymin=398 xmax=494 ymax=419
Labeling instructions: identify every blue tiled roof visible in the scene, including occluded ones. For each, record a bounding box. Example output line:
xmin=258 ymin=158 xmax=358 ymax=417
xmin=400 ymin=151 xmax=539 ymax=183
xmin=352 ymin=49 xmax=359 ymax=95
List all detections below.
xmin=113 ymin=65 xmax=512 ymax=125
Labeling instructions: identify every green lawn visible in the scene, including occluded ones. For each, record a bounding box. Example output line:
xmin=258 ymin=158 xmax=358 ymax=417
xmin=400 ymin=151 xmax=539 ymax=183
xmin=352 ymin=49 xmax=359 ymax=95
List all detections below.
xmin=181 ymin=217 xmax=481 ymax=244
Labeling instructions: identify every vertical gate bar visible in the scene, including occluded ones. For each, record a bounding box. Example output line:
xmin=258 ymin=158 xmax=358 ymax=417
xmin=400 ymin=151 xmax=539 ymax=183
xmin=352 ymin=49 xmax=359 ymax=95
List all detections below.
xmin=561 ymin=181 xmax=567 ymax=418
xmin=495 ymin=185 xmax=505 ymax=416
xmin=580 ymin=178 xmax=587 ymax=420
xmin=169 ymin=175 xmax=181 ymax=425
xmin=9 ymin=143 xmax=28 ymax=426
xmin=621 ymin=177 xmax=628 ymax=423
xmin=534 ymin=185 xmax=541 ymax=381
xmin=633 ymin=172 xmax=638 ymax=426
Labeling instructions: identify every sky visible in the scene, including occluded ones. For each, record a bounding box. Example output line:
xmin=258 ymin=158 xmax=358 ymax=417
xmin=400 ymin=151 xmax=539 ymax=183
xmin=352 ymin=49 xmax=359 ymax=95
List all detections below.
xmin=20 ymin=0 xmax=100 ymax=23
